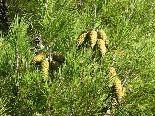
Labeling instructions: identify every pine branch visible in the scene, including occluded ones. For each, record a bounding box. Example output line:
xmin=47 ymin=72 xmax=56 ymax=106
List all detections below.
xmin=92 ymin=4 xmax=96 ymax=30
xmin=15 ymin=45 xmax=19 ymax=75
xmin=111 ymin=52 xmax=116 ymax=67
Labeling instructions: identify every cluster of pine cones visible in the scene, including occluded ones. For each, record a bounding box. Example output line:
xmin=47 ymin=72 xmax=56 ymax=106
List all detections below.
xmin=31 ymin=51 xmax=65 ymax=81
xmin=76 ymin=29 xmax=126 ymax=104
xmin=31 ymin=29 xmax=125 ymax=105
xmin=76 ymin=29 xmax=109 ymax=57
xmin=108 ymin=67 xmax=126 ymax=104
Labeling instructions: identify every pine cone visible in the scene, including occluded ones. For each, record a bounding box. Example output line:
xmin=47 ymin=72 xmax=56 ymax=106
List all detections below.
xmin=41 ymin=60 xmax=49 ymax=80
xmin=113 ymin=77 xmax=124 ymax=103
xmin=108 ymin=67 xmax=116 ymax=78
xmin=52 ymin=51 xmax=65 ymax=63
xmin=97 ymin=30 xmax=109 ymax=48
xmin=97 ymin=39 xmax=106 ymax=57
xmin=31 ymin=52 xmax=47 ymax=65
xmin=50 ymin=60 xmax=61 ymax=71
xmin=88 ymin=30 xmax=97 ymax=49
xmin=76 ymin=31 xmax=88 ymax=47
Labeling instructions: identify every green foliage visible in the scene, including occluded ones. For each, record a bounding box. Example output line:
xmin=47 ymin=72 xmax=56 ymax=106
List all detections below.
xmin=0 ymin=0 xmax=155 ymax=115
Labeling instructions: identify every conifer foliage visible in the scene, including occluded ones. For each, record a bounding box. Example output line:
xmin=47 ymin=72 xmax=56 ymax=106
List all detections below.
xmin=0 ymin=0 xmax=155 ymax=115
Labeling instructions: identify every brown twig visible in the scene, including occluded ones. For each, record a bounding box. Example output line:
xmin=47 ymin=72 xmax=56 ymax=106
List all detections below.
xmin=44 ymin=0 xmax=49 ymax=19
xmin=55 ymin=77 xmax=64 ymax=92
xmin=25 ymin=56 xmax=27 ymax=71
xmin=21 ymin=57 xmax=24 ymax=71
xmin=122 ymin=76 xmax=128 ymax=87
xmin=15 ymin=45 xmax=19 ymax=75
xmin=92 ymin=4 xmax=96 ymax=30
xmin=47 ymin=89 xmax=51 ymax=115
xmin=96 ymin=5 xmax=103 ymax=16
xmin=47 ymin=44 xmax=51 ymax=68
xmin=128 ymin=0 xmax=137 ymax=20
xmin=47 ymin=19 xmax=53 ymax=33
xmin=111 ymin=52 xmax=116 ymax=67
xmin=112 ymin=0 xmax=120 ymax=7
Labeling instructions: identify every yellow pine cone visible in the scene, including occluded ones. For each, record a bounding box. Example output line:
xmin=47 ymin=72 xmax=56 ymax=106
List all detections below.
xmin=113 ymin=77 xmax=125 ymax=103
xmin=88 ymin=30 xmax=97 ymax=49
xmin=97 ymin=39 xmax=106 ymax=57
xmin=108 ymin=67 xmax=117 ymax=78
xmin=108 ymin=67 xmax=117 ymax=87
xmin=31 ymin=52 xmax=47 ymax=65
xmin=50 ymin=60 xmax=61 ymax=71
xmin=97 ymin=30 xmax=109 ymax=47
xmin=108 ymin=67 xmax=126 ymax=103
xmin=52 ymin=51 xmax=65 ymax=63
xmin=97 ymin=30 xmax=107 ymax=40
xmin=76 ymin=31 xmax=88 ymax=47
xmin=41 ymin=60 xmax=49 ymax=80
